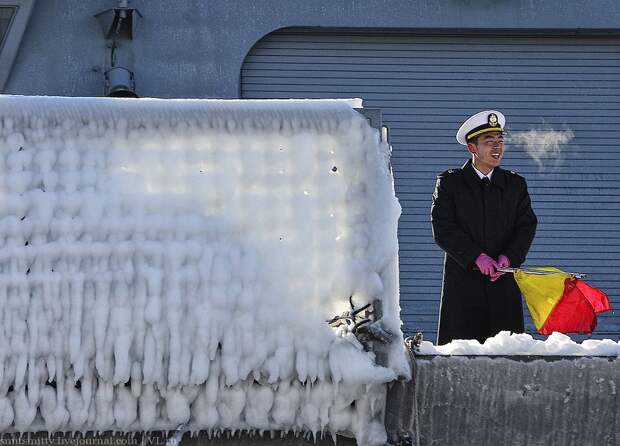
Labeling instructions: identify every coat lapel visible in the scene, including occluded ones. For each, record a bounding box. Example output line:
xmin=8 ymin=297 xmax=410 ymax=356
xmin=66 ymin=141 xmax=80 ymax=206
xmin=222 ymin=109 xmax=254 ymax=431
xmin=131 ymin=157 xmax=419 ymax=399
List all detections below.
xmin=491 ymin=166 xmax=506 ymax=190
xmin=461 ymin=159 xmax=481 ymax=191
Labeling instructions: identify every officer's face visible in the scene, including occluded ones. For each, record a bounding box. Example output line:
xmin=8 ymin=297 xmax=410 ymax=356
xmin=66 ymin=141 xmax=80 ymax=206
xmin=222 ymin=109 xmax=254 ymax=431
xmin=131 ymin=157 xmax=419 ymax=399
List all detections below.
xmin=467 ymin=132 xmax=504 ymax=173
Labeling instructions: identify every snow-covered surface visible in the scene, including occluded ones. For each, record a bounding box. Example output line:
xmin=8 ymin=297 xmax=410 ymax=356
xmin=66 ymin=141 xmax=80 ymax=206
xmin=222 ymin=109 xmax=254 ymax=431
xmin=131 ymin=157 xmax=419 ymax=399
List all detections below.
xmin=419 ymin=331 xmax=620 ymax=356
xmin=0 ymin=96 xmax=406 ymax=445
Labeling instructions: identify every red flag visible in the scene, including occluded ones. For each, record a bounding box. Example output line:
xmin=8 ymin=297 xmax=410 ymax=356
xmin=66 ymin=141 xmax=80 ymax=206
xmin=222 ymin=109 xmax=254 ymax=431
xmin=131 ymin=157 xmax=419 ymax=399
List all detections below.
xmin=574 ymin=279 xmax=612 ymax=313
xmin=515 ymin=268 xmax=612 ymax=335
xmin=540 ymin=279 xmax=597 ymax=335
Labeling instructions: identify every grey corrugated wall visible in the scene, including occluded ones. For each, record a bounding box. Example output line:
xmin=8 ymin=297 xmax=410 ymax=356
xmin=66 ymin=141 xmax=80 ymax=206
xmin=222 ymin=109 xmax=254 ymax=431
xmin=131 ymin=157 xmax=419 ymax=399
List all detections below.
xmin=241 ymin=30 xmax=620 ymax=341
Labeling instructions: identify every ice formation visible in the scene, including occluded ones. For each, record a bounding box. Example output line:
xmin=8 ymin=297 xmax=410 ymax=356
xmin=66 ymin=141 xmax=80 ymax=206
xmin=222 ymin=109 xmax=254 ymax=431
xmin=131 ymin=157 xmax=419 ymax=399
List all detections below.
xmin=0 ymin=96 xmax=407 ymax=444
xmin=419 ymin=331 xmax=620 ymax=356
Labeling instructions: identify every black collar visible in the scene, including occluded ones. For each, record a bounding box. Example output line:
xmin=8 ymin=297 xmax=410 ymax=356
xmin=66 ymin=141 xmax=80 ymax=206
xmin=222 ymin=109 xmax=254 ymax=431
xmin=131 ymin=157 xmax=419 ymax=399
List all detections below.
xmin=461 ymin=159 xmax=506 ymax=190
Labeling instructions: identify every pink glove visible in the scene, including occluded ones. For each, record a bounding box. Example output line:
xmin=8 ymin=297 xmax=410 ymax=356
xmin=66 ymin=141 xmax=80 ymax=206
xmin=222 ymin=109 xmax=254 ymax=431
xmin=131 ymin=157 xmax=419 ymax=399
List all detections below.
xmin=490 ymin=255 xmax=510 ymax=282
xmin=475 ymin=253 xmax=498 ymax=276
xmin=497 ymin=255 xmax=511 ymax=268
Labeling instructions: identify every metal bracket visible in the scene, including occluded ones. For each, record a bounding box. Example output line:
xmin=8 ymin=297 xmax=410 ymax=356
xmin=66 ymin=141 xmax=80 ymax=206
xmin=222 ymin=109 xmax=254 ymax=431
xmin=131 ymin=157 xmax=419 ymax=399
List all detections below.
xmin=95 ymin=1 xmax=143 ymax=41
xmin=355 ymin=108 xmax=382 ymax=129
xmin=327 ymin=296 xmax=395 ymax=360
xmin=354 ymin=108 xmax=390 ymax=144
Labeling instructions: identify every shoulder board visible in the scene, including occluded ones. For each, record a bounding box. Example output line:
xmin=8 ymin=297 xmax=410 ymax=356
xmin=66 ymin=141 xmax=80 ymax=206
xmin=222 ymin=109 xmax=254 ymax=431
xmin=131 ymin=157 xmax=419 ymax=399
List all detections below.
xmin=437 ymin=168 xmax=460 ymax=178
xmin=505 ymin=169 xmax=527 ymax=184
xmin=507 ymin=169 xmax=524 ymax=178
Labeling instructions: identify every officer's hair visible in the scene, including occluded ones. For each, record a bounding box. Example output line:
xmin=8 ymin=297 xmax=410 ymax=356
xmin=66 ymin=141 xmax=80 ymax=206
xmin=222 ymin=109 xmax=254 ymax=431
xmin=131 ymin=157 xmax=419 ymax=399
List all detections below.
xmin=467 ymin=136 xmax=480 ymax=145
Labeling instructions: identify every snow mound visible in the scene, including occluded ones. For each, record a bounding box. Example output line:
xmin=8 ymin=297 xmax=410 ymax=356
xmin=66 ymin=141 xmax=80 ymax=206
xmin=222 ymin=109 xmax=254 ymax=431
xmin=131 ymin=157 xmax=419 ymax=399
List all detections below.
xmin=0 ymin=96 xmax=405 ymax=445
xmin=419 ymin=331 xmax=620 ymax=356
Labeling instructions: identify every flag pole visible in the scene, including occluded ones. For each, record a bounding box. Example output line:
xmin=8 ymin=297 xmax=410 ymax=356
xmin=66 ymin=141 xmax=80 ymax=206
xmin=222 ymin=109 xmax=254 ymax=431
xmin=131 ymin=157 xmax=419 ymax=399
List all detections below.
xmin=497 ymin=267 xmax=587 ymax=279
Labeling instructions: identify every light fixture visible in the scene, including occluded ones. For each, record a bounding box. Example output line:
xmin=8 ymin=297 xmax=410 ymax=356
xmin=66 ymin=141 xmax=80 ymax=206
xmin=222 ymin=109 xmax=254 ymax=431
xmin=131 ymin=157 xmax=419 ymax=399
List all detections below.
xmin=105 ymin=66 xmax=137 ymax=98
xmin=96 ymin=1 xmax=142 ymax=98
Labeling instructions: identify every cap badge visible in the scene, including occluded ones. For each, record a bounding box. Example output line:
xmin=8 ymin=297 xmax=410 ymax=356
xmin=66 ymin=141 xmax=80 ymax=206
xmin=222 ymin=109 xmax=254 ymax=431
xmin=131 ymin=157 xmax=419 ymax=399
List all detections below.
xmin=488 ymin=113 xmax=499 ymax=127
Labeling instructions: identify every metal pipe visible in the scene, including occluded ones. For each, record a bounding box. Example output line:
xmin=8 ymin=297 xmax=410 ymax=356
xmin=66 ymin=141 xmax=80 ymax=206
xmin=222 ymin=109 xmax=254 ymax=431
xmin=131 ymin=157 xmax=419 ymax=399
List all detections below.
xmin=498 ymin=267 xmax=587 ymax=279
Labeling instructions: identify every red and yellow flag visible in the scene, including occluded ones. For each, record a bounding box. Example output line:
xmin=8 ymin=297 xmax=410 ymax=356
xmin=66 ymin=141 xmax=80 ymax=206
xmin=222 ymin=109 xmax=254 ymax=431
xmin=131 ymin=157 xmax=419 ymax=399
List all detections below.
xmin=514 ymin=267 xmax=612 ymax=335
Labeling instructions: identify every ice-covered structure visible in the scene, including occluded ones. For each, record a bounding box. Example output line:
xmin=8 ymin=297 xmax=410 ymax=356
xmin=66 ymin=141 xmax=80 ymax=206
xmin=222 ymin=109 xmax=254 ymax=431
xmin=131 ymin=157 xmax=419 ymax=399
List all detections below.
xmin=0 ymin=96 xmax=407 ymax=445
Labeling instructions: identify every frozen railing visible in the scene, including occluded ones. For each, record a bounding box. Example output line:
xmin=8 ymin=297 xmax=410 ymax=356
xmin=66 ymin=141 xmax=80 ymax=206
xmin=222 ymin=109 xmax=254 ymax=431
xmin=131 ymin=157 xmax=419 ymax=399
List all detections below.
xmin=0 ymin=96 xmax=408 ymax=446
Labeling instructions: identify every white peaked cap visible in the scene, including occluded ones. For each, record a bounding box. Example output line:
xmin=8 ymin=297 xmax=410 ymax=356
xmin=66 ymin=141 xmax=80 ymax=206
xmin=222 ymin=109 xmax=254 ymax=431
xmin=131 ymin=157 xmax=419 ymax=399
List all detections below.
xmin=456 ymin=110 xmax=506 ymax=145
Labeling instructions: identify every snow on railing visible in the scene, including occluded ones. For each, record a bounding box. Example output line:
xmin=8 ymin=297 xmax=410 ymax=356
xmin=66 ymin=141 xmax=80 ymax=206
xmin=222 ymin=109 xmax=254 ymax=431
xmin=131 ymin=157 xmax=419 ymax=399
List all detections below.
xmin=418 ymin=331 xmax=620 ymax=356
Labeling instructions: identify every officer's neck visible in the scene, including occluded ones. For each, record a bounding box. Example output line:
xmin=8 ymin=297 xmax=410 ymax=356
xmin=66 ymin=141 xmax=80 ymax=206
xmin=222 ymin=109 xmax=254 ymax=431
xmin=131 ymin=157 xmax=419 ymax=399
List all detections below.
xmin=472 ymin=159 xmax=494 ymax=176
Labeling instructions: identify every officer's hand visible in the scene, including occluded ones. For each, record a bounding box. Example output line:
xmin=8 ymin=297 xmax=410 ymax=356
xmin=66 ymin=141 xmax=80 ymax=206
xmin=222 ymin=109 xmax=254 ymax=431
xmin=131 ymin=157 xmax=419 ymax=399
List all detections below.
xmin=497 ymin=255 xmax=511 ymax=268
xmin=490 ymin=255 xmax=510 ymax=282
xmin=490 ymin=271 xmax=503 ymax=282
xmin=475 ymin=253 xmax=498 ymax=276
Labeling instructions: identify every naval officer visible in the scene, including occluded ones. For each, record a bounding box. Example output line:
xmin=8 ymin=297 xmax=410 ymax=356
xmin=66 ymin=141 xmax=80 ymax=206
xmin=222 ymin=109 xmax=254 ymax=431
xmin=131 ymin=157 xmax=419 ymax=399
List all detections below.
xmin=431 ymin=110 xmax=538 ymax=345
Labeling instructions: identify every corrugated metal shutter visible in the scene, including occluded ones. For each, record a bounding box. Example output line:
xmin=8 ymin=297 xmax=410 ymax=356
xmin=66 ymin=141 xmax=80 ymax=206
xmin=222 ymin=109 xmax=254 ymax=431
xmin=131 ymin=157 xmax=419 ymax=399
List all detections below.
xmin=241 ymin=30 xmax=620 ymax=341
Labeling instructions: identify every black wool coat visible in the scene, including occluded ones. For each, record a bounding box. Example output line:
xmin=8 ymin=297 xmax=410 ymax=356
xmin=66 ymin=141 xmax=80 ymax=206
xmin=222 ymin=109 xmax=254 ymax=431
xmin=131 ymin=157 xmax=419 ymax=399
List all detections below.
xmin=431 ymin=159 xmax=538 ymax=345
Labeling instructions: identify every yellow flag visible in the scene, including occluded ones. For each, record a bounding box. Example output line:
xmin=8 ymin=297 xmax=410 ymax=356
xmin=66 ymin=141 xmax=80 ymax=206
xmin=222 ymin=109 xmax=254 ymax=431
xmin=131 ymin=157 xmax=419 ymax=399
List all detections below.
xmin=514 ymin=267 xmax=571 ymax=330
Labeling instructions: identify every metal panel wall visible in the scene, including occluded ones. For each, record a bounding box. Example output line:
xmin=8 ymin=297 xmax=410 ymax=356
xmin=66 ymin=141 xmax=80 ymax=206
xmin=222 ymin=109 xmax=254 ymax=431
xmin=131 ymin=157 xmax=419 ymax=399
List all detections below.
xmin=241 ymin=30 xmax=620 ymax=341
